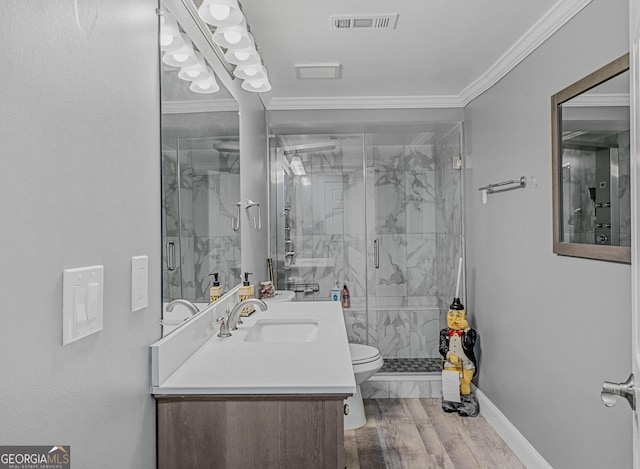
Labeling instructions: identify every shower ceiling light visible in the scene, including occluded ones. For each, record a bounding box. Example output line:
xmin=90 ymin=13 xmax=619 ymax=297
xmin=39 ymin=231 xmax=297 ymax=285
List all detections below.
xmin=197 ymin=0 xmax=244 ymax=28
xmin=289 ymin=156 xmax=306 ymax=175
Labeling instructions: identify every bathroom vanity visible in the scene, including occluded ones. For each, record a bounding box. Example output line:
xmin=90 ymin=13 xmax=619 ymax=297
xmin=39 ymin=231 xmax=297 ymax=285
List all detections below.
xmin=151 ymin=299 xmax=355 ymax=468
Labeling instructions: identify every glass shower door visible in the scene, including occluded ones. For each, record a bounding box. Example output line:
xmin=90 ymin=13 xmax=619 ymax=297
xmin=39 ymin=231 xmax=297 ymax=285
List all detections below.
xmin=162 ymin=137 xmax=183 ymax=301
xmin=273 ymin=134 xmax=366 ymax=308
xmin=272 ymin=126 xmax=463 ymax=360
xmin=162 ymin=136 xmax=241 ymax=304
xmin=365 ymin=130 xmax=463 ymax=359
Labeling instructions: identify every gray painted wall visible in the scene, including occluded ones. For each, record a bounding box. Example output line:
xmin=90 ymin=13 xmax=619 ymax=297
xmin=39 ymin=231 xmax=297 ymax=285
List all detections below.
xmin=0 ymin=1 xmax=161 ymax=467
xmin=464 ymin=0 xmax=632 ymax=467
xmin=0 ymin=1 xmax=266 ymax=467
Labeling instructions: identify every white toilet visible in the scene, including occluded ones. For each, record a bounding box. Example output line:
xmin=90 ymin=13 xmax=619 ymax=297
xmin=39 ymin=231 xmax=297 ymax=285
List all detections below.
xmin=267 ymin=290 xmax=383 ymax=429
xmin=345 ymin=343 xmax=384 ymax=430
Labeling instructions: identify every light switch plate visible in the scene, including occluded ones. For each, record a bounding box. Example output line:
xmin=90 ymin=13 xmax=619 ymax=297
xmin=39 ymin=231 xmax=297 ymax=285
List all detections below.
xmin=131 ymin=255 xmax=148 ymax=312
xmin=63 ymin=265 xmax=104 ymax=345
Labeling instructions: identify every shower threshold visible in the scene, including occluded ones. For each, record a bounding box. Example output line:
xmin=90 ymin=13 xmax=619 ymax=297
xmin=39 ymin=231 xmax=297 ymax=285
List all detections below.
xmin=378 ymin=357 xmax=442 ymax=374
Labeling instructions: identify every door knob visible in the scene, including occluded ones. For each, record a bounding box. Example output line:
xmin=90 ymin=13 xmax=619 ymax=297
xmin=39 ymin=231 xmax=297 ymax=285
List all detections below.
xmin=601 ymin=373 xmax=636 ymax=410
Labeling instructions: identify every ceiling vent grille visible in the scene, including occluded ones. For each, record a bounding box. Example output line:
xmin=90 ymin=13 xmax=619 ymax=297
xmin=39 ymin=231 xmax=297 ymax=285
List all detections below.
xmin=330 ymin=14 xmax=398 ymax=30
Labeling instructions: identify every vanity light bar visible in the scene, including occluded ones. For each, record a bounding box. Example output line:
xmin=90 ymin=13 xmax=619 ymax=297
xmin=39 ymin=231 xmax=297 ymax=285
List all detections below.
xmin=160 ymin=9 xmax=221 ymax=95
xmin=197 ymin=0 xmax=272 ymax=93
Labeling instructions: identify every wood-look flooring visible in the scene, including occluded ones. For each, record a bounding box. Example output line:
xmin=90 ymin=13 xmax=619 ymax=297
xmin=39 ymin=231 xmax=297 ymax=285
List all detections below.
xmin=344 ymin=398 xmax=526 ymax=469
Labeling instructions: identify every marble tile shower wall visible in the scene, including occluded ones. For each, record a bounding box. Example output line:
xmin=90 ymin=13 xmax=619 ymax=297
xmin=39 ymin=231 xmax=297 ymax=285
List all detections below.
xmin=162 ymin=147 xmax=241 ymax=302
xmin=561 ymin=130 xmax=630 ymax=246
xmin=285 ymin=132 xmax=462 ymax=359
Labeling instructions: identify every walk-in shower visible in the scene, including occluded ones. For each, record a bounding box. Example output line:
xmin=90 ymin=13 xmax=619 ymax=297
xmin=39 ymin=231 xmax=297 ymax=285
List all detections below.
xmin=561 ymin=130 xmax=631 ymax=247
xmin=269 ymin=125 xmax=464 ymax=363
xmin=162 ymin=132 xmax=241 ymax=303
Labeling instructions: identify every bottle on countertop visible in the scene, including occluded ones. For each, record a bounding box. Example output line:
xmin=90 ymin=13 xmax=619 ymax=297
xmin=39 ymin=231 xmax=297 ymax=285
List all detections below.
xmin=341 ymin=284 xmax=350 ymax=309
xmin=239 ymin=272 xmax=255 ymax=316
xmin=331 ymin=281 xmax=340 ymax=301
xmin=209 ymin=272 xmax=223 ymax=303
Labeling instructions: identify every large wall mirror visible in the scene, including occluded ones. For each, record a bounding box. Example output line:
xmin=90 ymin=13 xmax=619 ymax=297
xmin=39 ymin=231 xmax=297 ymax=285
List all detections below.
xmin=552 ymin=53 xmax=630 ymax=263
xmin=160 ymin=8 xmax=241 ymax=317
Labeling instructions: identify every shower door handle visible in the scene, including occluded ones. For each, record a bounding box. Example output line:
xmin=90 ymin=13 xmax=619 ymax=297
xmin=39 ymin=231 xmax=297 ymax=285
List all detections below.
xmin=166 ymin=242 xmax=176 ymax=271
xmin=232 ymin=201 xmax=241 ymax=231
xmin=374 ymin=239 xmax=379 ymax=269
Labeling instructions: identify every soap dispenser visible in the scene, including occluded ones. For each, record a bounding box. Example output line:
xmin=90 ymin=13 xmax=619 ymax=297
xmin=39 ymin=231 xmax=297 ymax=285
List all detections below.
xmin=239 ymin=272 xmax=255 ymax=316
xmin=209 ymin=272 xmax=223 ymax=303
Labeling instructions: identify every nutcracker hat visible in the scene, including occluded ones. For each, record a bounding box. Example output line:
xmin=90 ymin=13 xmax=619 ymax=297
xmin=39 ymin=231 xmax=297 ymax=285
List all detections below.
xmin=449 ymin=297 xmax=465 ymax=311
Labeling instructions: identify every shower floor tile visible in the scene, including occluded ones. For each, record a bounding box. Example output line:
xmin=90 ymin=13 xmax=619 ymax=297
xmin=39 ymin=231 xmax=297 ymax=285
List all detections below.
xmin=379 ymin=358 xmax=442 ymax=373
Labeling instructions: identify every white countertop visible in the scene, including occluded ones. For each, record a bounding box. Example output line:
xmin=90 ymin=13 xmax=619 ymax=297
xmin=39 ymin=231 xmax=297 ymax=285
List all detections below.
xmin=152 ymin=301 xmax=356 ymax=396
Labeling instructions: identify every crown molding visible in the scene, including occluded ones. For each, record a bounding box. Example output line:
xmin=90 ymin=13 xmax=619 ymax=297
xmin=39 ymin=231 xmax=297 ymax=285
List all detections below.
xmin=265 ymin=0 xmax=592 ymax=111
xmin=457 ymin=0 xmax=592 ymax=106
xmin=162 ymin=99 xmax=239 ymax=114
xmin=266 ymin=95 xmax=464 ymax=110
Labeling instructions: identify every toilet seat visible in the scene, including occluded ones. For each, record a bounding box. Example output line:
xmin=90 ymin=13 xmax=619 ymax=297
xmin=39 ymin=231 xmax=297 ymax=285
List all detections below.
xmin=349 ymin=344 xmax=382 ymax=366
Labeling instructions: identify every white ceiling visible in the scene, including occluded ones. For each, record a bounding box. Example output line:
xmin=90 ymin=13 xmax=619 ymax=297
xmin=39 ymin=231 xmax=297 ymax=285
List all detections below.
xmin=238 ymin=0 xmax=592 ymax=109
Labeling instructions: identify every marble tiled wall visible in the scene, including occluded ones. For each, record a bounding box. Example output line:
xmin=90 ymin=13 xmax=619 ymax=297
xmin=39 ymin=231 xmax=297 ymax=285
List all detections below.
xmin=280 ymin=129 xmax=463 ymax=359
xmin=561 ymin=130 xmax=631 ymax=246
xmin=163 ymin=139 xmax=241 ymax=302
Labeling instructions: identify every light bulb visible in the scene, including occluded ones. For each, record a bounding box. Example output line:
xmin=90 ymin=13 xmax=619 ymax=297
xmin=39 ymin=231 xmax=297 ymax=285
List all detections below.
xmin=197 ymin=83 xmax=212 ymax=90
xmin=244 ymin=68 xmax=258 ymax=77
xmin=173 ymin=53 xmax=189 ymax=63
xmin=250 ymin=81 xmax=261 ymax=89
xmin=160 ymin=34 xmax=174 ymax=47
xmin=234 ymin=51 xmax=250 ymax=61
xmin=186 ymin=70 xmax=200 ymax=78
xmin=210 ymin=4 xmax=231 ymax=21
xmin=223 ymin=31 xmax=242 ymax=44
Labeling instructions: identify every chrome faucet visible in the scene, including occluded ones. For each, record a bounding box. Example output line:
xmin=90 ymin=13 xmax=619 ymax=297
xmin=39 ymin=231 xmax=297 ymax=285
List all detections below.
xmin=166 ymin=299 xmax=200 ymax=316
xmin=227 ymin=298 xmax=268 ymax=330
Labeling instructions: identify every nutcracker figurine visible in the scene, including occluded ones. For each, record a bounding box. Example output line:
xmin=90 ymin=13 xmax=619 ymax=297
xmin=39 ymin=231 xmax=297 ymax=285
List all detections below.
xmin=439 ymin=259 xmax=479 ymax=417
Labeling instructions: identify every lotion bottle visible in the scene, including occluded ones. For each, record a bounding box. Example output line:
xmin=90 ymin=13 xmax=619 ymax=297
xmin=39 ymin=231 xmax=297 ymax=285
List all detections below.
xmin=209 ymin=272 xmax=223 ymax=303
xmin=239 ymin=272 xmax=255 ymax=316
xmin=331 ymin=282 xmax=340 ymax=301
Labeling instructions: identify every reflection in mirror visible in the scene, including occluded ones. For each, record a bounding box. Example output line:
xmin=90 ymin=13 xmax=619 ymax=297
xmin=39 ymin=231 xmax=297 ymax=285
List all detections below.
xmin=160 ymin=11 xmax=241 ymax=334
xmin=552 ymin=54 xmax=630 ymax=263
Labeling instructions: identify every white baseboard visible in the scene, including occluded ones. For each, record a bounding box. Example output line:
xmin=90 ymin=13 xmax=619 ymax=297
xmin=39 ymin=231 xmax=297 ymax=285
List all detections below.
xmin=474 ymin=385 xmax=553 ymax=469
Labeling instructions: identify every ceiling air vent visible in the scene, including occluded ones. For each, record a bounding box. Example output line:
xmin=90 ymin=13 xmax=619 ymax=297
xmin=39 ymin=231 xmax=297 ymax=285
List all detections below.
xmin=330 ymin=14 xmax=398 ymax=31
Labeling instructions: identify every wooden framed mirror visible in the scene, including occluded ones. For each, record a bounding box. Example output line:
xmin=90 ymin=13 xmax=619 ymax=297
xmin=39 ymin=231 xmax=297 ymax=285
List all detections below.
xmin=552 ymin=53 xmax=630 ymax=263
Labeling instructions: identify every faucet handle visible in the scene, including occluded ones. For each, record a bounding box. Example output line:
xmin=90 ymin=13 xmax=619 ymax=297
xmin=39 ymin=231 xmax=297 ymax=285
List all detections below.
xmin=217 ymin=316 xmax=231 ymax=338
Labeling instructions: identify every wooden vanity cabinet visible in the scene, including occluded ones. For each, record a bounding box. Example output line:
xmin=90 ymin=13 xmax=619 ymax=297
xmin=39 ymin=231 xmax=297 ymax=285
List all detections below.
xmin=155 ymin=394 xmax=348 ymax=469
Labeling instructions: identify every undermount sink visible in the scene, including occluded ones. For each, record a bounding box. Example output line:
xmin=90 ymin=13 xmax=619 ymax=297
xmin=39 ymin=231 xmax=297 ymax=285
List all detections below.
xmin=244 ymin=318 xmax=318 ymax=343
